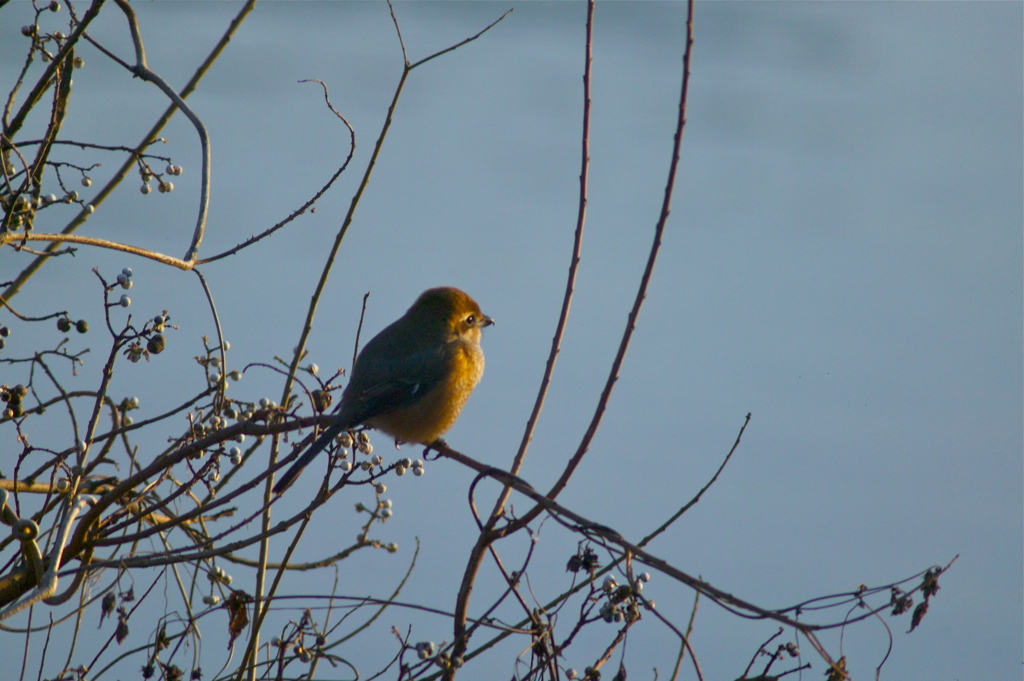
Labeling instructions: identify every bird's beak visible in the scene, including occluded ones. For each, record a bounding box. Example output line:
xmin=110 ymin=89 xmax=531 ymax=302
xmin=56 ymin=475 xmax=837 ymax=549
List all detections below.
xmin=479 ymin=315 xmax=495 ymax=328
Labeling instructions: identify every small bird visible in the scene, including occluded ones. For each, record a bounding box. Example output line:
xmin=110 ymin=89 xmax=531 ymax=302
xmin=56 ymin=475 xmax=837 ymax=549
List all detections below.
xmin=273 ymin=287 xmax=493 ymax=495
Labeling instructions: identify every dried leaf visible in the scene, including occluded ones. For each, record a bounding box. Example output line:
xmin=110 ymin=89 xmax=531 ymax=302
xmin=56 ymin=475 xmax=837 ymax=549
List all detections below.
xmin=99 ymin=591 xmax=116 ymax=626
xmin=825 ymin=656 xmax=847 ymax=681
xmin=115 ymin=612 xmax=129 ymax=644
xmin=909 ymin=600 xmax=929 ymax=632
xmin=226 ymin=590 xmax=252 ymax=649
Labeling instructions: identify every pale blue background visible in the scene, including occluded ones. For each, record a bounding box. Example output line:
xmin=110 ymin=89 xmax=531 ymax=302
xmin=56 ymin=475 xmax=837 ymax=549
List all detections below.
xmin=1 ymin=2 xmax=1021 ymax=679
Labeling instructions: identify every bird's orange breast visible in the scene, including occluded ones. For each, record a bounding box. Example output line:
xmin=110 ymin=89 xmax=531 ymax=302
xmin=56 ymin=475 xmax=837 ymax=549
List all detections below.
xmin=365 ymin=342 xmax=485 ymax=445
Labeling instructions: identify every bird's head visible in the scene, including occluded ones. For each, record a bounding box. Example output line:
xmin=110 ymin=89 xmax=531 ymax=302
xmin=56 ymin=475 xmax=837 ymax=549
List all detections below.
xmin=409 ymin=287 xmax=494 ymax=343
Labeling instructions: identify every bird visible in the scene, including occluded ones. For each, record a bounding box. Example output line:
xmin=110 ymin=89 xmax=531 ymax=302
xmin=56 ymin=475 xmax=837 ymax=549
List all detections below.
xmin=273 ymin=287 xmax=493 ymax=495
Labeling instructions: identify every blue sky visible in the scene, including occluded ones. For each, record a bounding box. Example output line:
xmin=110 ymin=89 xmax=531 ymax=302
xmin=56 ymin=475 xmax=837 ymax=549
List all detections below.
xmin=2 ymin=2 xmax=1021 ymax=679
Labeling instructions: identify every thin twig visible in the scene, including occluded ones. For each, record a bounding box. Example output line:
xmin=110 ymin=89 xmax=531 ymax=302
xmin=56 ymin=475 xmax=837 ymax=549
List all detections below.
xmin=450 ymin=2 xmax=596 ymax=668
xmin=638 ymin=412 xmax=751 ymax=548
xmin=353 ymin=291 xmax=371 ymax=370
xmin=409 ymin=9 xmax=513 ymax=70
xmin=196 ymin=79 xmax=357 ymax=265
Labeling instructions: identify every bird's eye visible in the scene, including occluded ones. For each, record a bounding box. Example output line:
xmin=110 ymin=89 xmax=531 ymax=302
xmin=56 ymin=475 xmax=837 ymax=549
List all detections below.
xmin=465 ymin=314 xmax=476 ymax=326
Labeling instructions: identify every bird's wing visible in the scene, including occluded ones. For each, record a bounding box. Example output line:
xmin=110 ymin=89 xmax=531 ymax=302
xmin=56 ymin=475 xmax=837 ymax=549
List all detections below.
xmin=274 ymin=345 xmax=449 ymax=495
xmin=342 ymin=344 xmax=450 ymax=424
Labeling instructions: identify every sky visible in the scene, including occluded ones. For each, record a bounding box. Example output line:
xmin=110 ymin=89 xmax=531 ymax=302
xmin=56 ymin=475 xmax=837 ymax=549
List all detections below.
xmin=1 ymin=2 xmax=1021 ymax=680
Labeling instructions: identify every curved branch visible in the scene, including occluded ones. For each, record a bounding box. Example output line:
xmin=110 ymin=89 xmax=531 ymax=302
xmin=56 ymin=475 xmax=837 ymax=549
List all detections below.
xmin=109 ymin=0 xmax=210 ymax=263
xmin=196 ymin=79 xmax=357 ymax=265
xmin=1 ymin=231 xmax=194 ymax=269
xmin=0 ymin=494 xmax=94 ymax=620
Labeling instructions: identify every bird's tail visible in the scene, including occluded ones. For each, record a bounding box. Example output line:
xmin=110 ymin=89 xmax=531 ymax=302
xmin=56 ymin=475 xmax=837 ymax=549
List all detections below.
xmin=273 ymin=419 xmax=350 ymax=495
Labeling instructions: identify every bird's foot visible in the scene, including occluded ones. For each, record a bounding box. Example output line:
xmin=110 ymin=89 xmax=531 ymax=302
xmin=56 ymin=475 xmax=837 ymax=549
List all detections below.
xmin=424 ymin=438 xmax=448 ymax=460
